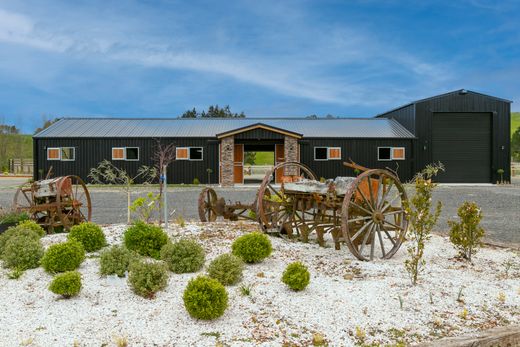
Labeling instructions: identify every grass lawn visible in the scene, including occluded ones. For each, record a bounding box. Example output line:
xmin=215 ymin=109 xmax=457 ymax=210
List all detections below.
xmin=249 ymin=151 xmax=274 ymax=165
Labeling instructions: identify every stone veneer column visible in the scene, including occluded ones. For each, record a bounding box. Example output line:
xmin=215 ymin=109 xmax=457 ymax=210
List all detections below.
xmin=220 ymin=136 xmax=235 ymax=186
xmin=284 ymin=136 xmax=299 ymax=176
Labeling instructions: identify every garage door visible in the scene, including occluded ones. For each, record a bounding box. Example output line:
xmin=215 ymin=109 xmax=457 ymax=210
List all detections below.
xmin=432 ymin=112 xmax=491 ymax=183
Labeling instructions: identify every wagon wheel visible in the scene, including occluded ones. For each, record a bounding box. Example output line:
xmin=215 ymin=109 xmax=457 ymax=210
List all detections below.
xmin=198 ymin=187 xmax=218 ymax=222
xmin=56 ymin=176 xmax=92 ymax=230
xmin=257 ymin=161 xmax=317 ymax=234
xmin=13 ymin=182 xmax=34 ymax=214
xmin=341 ymin=169 xmax=408 ymax=261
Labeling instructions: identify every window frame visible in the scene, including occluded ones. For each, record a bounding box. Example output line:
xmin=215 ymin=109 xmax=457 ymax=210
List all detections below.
xmin=189 ymin=147 xmax=204 ymax=161
xmin=125 ymin=147 xmax=140 ymax=161
xmin=377 ymin=146 xmax=405 ymax=161
xmin=176 ymin=147 xmax=189 ymax=160
xmin=112 ymin=147 xmax=125 ymax=161
xmin=314 ymin=147 xmax=329 ymax=161
xmin=111 ymin=147 xmax=139 ymax=161
xmin=60 ymin=147 xmax=76 ymax=161
xmin=392 ymin=147 xmax=406 ymax=161
xmin=47 ymin=147 xmax=61 ymax=161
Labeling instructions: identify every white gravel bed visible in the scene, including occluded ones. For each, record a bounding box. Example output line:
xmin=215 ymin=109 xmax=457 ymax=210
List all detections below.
xmin=0 ymin=222 xmax=518 ymax=346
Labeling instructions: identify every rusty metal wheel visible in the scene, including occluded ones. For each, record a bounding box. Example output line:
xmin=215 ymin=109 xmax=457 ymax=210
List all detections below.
xmin=341 ymin=169 xmax=408 ymax=261
xmin=56 ymin=175 xmax=92 ymax=230
xmin=256 ymin=161 xmax=317 ymax=233
xmin=198 ymin=187 xmax=218 ymax=222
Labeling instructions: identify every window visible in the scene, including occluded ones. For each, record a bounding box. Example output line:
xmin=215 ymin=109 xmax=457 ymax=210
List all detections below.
xmin=61 ymin=147 xmax=75 ymax=161
xmin=378 ymin=147 xmax=405 ymax=161
xmin=314 ymin=147 xmax=341 ymax=161
xmin=111 ymin=147 xmax=139 ymax=161
xmin=177 ymin=147 xmax=203 ymax=161
xmin=47 ymin=148 xmax=61 ymax=160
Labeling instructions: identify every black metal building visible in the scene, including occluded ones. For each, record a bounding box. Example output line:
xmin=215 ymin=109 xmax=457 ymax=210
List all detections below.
xmin=33 ymin=89 xmax=511 ymax=184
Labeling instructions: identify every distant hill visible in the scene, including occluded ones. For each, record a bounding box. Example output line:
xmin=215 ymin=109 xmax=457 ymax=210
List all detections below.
xmin=512 ymin=112 xmax=520 ymax=137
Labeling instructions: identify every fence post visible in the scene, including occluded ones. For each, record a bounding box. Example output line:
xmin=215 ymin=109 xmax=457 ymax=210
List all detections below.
xmin=163 ymin=165 xmax=168 ymax=228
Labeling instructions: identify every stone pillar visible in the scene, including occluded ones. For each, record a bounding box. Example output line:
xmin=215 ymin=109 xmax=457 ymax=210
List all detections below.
xmin=284 ymin=136 xmax=299 ymax=176
xmin=220 ymin=136 xmax=234 ymax=186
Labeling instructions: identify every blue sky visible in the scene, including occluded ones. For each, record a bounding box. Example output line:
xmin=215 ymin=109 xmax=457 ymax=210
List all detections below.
xmin=0 ymin=0 xmax=519 ymax=133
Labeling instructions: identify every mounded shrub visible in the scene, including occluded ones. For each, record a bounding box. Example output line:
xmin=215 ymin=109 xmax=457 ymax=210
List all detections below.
xmin=183 ymin=276 xmax=228 ymax=320
xmin=231 ymin=232 xmax=272 ymax=263
xmin=282 ymin=262 xmax=310 ymax=291
xmin=124 ymin=221 xmax=168 ymax=259
xmin=160 ymin=238 xmax=205 ymax=273
xmin=16 ymin=220 xmax=45 ymax=238
xmin=207 ymin=253 xmax=244 ymax=286
xmin=128 ymin=260 xmax=169 ymax=299
xmin=2 ymin=234 xmax=44 ymax=270
xmin=68 ymin=222 xmax=107 ymax=252
xmin=99 ymin=245 xmax=133 ymax=277
xmin=0 ymin=226 xmax=42 ymax=256
xmin=41 ymin=240 xmax=85 ymax=273
xmin=49 ymin=271 xmax=82 ymax=298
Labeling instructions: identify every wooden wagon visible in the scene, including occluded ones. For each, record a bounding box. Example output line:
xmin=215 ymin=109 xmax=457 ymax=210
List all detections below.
xmin=255 ymin=161 xmax=409 ymax=261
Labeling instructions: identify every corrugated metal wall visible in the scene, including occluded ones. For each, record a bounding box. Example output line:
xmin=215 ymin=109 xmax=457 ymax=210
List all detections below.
xmin=233 ymin=128 xmax=285 ymax=140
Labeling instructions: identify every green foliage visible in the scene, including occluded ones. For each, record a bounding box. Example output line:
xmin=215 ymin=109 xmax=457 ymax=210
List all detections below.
xmin=404 ymin=163 xmax=443 ymax=285
xmin=2 ymin=234 xmax=43 ymax=270
xmin=128 ymin=260 xmax=169 ymax=298
xmin=511 ymin=112 xmax=520 ymax=137
xmin=192 ymin=178 xmax=200 ymax=185
xmin=448 ymin=201 xmax=485 ymax=261
xmin=232 ymin=232 xmax=272 ymax=263
xmin=0 ymin=211 xmax=29 ymax=224
xmin=16 ymin=220 xmax=45 ymax=237
xmin=129 ymin=192 xmax=162 ymax=223
xmin=0 ymin=127 xmax=32 ymax=172
xmin=68 ymin=222 xmax=107 ymax=252
xmin=124 ymin=221 xmax=168 ymax=259
xmin=99 ymin=245 xmax=134 ymax=277
xmin=180 ymin=105 xmax=245 ymax=118
xmin=282 ymin=262 xmax=310 ymax=291
xmin=183 ymin=276 xmax=228 ymax=320
xmin=49 ymin=271 xmax=82 ymax=298
xmin=7 ymin=268 xmax=24 ymax=279
xmin=245 ymin=152 xmax=256 ymax=165
xmin=512 ymin=127 xmax=520 ymax=162
xmin=0 ymin=225 xmax=42 ymax=256
xmin=41 ymin=240 xmax=85 ymax=273
xmin=207 ymin=253 xmax=244 ymax=285
xmin=160 ymin=238 xmax=205 ymax=273
xmin=247 ymin=210 xmax=256 ymax=220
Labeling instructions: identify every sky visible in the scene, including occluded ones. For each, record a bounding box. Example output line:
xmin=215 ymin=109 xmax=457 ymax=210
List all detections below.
xmin=0 ymin=0 xmax=519 ymax=133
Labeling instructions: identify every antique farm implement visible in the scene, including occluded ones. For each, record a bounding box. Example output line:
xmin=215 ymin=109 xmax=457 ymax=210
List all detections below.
xmin=256 ymin=161 xmax=409 ymax=261
xmin=12 ymin=175 xmax=92 ymax=232
xmin=198 ymin=187 xmax=257 ymax=222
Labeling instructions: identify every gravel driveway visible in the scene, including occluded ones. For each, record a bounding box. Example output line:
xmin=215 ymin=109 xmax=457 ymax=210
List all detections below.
xmin=1 ymin=180 xmax=519 ymax=246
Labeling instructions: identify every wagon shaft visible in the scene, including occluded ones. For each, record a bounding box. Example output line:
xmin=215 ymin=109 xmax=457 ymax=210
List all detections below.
xmin=198 ymin=188 xmax=256 ymax=222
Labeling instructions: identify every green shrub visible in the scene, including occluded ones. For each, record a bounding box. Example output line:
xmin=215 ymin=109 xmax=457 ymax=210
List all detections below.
xmin=0 ymin=226 xmax=42 ymax=256
xmin=0 ymin=211 xmax=29 ymax=224
xmin=207 ymin=253 xmax=244 ymax=285
xmin=124 ymin=221 xmax=168 ymax=259
xmin=41 ymin=240 xmax=85 ymax=273
xmin=183 ymin=276 xmax=228 ymax=320
xmin=68 ymin=222 xmax=107 ymax=252
xmin=128 ymin=260 xmax=169 ymax=298
xmin=160 ymin=238 xmax=205 ymax=273
xmin=99 ymin=245 xmax=133 ymax=277
xmin=448 ymin=201 xmax=485 ymax=262
xmin=16 ymin=220 xmax=45 ymax=237
xmin=192 ymin=178 xmax=200 ymax=185
xmin=282 ymin=262 xmax=310 ymax=291
xmin=231 ymin=232 xmax=272 ymax=263
xmin=49 ymin=271 xmax=82 ymax=298
xmin=2 ymin=234 xmax=44 ymax=270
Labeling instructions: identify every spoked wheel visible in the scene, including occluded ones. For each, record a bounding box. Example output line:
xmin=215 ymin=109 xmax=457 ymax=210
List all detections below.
xmin=256 ymin=162 xmax=317 ymax=234
xmin=56 ymin=176 xmax=92 ymax=230
xmin=13 ymin=182 xmax=34 ymax=215
xmin=198 ymin=187 xmax=218 ymax=222
xmin=341 ymin=169 xmax=408 ymax=261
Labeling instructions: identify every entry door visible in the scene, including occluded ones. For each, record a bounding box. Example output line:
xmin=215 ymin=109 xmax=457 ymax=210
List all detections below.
xmin=233 ymin=144 xmax=244 ymax=184
xmin=275 ymin=144 xmax=285 ymax=183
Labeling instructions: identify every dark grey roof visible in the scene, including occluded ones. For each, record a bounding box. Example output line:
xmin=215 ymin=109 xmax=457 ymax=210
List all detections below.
xmin=34 ymin=117 xmax=415 ymax=139
xmin=376 ymin=89 xmax=513 ymax=117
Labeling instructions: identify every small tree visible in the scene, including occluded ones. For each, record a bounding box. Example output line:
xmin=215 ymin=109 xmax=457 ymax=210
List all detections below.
xmin=404 ymin=163 xmax=444 ymax=285
xmin=448 ymin=201 xmax=485 ymax=262
xmin=88 ymin=160 xmax=156 ymax=224
xmin=152 ymin=139 xmax=176 ymax=198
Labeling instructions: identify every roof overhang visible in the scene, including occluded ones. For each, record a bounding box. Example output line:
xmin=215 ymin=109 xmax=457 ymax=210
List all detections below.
xmin=216 ymin=122 xmax=303 ymax=139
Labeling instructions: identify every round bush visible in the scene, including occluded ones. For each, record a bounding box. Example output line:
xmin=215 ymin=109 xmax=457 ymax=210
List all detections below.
xmin=0 ymin=226 xmax=42 ymax=256
xmin=160 ymin=238 xmax=205 ymax=274
xmin=2 ymin=234 xmax=44 ymax=270
xmin=99 ymin=245 xmax=133 ymax=277
xmin=128 ymin=260 xmax=169 ymax=299
xmin=124 ymin=221 xmax=168 ymax=259
xmin=68 ymin=222 xmax=107 ymax=252
xmin=231 ymin=232 xmax=272 ymax=263
xmin=49 ymin=271 xmax=81 ymax=298
xmin=282 ymin=262 xmax=310 ymax=291
xmin=41 ymin=240 xmax=85 ymax=273
xmin=16 ymin=220 xmax=45 ymax=238
xmin=183 ymin=276 xmax=228 ymax=320
xmin=207 ymin=253 xmax=244 ymax=286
